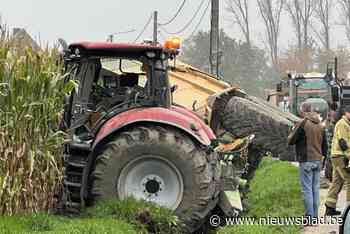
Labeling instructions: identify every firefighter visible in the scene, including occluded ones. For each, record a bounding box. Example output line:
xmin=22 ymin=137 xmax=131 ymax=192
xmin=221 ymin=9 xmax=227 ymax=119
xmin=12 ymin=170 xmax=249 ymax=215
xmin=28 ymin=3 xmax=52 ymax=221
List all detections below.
xmin=325 ymin=106 xmax=350 ymax=216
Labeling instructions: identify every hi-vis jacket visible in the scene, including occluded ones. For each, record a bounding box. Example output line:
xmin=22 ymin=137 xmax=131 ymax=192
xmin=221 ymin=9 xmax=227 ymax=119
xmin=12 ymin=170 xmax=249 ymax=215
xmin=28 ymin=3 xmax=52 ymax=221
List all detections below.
xmin=331 ymin=116 xmax=350 ymax=157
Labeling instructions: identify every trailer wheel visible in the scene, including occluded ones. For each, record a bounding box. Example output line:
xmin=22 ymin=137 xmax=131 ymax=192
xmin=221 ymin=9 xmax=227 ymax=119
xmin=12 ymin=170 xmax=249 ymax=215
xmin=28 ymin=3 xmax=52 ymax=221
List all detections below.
xmin=89 ymin=125 xmax=219 ymax=232
xmin=246 ymin=95 xmax=301 ymax=123
xmin=222 ymin=97 xmax=296 ymax=161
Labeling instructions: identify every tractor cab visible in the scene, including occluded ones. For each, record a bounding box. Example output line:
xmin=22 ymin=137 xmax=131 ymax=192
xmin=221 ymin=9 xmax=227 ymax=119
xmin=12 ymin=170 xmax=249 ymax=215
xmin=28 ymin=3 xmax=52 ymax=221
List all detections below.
xmin=61 ymin=41 xmax=180 ymax=134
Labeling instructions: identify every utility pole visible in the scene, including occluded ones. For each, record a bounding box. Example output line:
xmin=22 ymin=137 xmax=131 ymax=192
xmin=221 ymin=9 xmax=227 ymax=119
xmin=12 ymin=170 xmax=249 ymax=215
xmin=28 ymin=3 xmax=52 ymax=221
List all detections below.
xmin=210 ymin=0 xmax=219 ymax=77
xmin=153 ymin=11 xmax=158 ymax=45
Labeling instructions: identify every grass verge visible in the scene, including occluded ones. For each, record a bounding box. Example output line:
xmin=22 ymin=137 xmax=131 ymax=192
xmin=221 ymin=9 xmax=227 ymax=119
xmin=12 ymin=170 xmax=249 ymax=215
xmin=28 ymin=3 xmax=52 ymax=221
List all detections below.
xmin=0 ymin=214 xmax=136 ymax=234
xmin=0 ymin=198 xmax=182 ymax=234
xmin=218 ymin=157 xmax=304 ymax=234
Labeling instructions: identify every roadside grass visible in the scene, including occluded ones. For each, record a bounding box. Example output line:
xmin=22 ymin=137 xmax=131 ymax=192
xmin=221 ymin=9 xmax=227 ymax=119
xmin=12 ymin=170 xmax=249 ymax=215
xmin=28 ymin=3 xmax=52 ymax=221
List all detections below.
xmin=0 ymin=198 xmax=183 ymax=234
xmin=84 ymin=198 xmax=182 ymax=233
xmin=0 ymin=214 xmax=136 ymax=234
xmin=218 ymin=157 xmax=304 ymax=234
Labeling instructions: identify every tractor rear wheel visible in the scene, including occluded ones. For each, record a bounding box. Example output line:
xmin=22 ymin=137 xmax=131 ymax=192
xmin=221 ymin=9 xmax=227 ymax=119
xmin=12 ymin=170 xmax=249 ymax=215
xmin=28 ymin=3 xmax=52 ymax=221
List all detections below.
xmin=89 ymin=125 xmax=219 ymax=232
xmin=222 ymin=96 xmax=296 ymax=161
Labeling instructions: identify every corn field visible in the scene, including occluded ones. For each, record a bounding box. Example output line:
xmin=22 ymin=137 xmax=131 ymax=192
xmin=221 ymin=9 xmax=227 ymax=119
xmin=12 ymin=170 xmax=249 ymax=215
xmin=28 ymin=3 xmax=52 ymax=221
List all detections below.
xmin=0 ymin=30 xmax=69 ymax=215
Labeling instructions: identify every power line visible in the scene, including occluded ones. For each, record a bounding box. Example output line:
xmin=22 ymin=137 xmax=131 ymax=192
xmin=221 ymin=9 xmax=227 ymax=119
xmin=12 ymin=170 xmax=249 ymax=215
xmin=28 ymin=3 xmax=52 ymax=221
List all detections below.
xmin=108 ymin=29 xmax=136 ymax=42
xmin=111 ymin=29 xmax=136 ymax=35
xmin=189 ymin=0 xmax=211 ymax=38
xmin=160 ymin=0 xmax=207 ymax=35
xmin=158 ymin=0 xmax=186 ymax=26
xmin=133 ymin=14 xmax=153 ymax=43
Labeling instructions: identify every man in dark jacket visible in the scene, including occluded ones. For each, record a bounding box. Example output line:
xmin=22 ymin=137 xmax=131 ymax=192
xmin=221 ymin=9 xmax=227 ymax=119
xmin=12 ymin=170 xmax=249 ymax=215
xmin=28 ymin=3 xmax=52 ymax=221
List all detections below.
xmin=288 ymin=102 xmax=328 ymax=219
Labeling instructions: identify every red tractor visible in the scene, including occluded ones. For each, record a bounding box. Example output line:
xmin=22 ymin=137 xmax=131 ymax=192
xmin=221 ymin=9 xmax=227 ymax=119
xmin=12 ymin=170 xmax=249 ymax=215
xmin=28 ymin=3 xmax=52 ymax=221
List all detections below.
xmin=60 ymin=41 xmax=224 ymax=232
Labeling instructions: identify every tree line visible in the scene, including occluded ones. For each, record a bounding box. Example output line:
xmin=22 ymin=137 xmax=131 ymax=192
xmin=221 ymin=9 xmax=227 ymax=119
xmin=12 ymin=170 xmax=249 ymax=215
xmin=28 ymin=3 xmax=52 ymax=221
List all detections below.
xmin=181 ymin=0 xmax=350 ymax=97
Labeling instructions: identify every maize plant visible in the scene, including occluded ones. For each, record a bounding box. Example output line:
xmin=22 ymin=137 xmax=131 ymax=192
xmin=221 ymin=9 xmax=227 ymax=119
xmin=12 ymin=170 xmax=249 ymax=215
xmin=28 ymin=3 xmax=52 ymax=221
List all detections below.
xmin=0 ymin=29 xmax=72 ymax=215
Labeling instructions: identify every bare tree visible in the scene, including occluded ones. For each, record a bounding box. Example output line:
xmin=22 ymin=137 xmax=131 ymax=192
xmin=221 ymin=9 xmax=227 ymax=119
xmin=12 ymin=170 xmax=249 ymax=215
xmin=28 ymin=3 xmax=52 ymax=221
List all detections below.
xmin=285 ymin=0 xmax=316 ymax=51
xmin=257 ymin=0 xmax=285 ymax=66
xmin=0 ymin=16 xmax=7 ymax=41
xmin=338 ymin=0 xmax=350 ymax=44
xmin=226 ymin=0 xmax=251 ymax=47
xmin=313 ymin=0 xmax=333 ymax=50
xmin=286 ymin=0 xmax=302 ymax=50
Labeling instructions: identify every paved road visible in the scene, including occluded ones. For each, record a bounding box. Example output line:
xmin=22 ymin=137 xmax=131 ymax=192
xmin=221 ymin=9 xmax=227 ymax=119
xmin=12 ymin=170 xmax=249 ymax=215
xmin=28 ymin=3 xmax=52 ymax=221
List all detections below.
xmin=290 ymin=163 xmax=346 ymax=234
xmin=303 ymin=178 xmax=347 ymax=234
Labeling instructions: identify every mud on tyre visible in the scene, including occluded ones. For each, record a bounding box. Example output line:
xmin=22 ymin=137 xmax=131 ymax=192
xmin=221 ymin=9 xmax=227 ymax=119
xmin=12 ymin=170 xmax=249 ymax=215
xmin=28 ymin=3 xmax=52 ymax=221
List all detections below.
xmin=221 ymin=96 xmax=296 ymax=161
xmin=246 ymin=95 xmax=300 ymax=123
xmin=88 ymin=125 xmax=220 ymax=232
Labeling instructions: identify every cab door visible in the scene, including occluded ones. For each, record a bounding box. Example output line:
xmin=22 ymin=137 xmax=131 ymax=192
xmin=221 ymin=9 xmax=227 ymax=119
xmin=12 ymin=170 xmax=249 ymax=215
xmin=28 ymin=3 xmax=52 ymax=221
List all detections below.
xmin=64 ymin=58 xmax=100 ymax=129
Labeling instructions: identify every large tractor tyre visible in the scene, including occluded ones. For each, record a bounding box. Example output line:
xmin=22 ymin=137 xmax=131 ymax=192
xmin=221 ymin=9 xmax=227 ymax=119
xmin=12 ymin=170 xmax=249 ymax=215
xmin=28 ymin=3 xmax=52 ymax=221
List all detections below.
xmin=89 ymin=125 xmax=220 ymax=232
xmin=246 ymin=95 xmax=301 ymax=123
xmin=222 ymin=97 xmax=296 ymax=161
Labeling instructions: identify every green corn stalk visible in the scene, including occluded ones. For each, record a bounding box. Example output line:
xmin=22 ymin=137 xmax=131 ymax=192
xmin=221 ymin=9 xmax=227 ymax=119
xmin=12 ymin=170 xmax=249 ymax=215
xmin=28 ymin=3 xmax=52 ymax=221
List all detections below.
xmin=0 ymin=27 xmax=74 ymax=215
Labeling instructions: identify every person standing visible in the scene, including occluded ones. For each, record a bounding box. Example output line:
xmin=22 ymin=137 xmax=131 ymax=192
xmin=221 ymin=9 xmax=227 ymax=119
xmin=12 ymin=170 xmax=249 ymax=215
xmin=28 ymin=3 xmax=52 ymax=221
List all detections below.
xmin=324 ymin=103 xmax=339 ymax=182
xmin=288 ymin=102 xmax=328 ymax=218
xmin=325 ymin=107 xmax=350 ymax=216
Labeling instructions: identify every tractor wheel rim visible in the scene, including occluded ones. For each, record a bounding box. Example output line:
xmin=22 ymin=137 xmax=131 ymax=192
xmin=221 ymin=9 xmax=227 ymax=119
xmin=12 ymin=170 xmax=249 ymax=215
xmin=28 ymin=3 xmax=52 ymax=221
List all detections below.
xmin=117 ymin=155 xmax=184 ymax=210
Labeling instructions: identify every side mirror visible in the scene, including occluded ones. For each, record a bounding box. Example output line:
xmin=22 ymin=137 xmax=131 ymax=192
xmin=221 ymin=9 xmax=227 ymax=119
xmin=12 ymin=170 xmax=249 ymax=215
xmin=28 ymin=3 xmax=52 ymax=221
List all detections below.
xmin=332 ymin=86 xmax=340 ymax=102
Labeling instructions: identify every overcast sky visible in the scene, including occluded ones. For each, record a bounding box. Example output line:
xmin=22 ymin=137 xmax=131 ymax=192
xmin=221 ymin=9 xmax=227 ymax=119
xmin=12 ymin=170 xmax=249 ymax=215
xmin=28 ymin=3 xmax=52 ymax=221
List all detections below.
xmin=1 ymin=0 xmax=348 ymax=51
